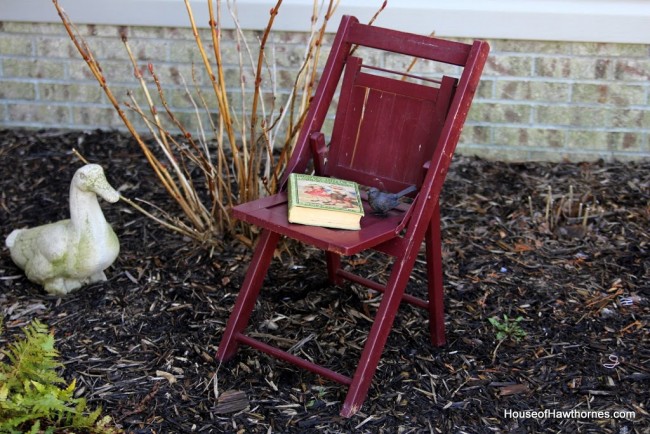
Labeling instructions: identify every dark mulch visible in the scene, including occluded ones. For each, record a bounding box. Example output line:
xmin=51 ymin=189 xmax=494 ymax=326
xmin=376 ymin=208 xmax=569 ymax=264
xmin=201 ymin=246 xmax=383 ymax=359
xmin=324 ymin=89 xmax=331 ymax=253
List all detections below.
xmin=1 ymin=128 xmax=648 ymax=433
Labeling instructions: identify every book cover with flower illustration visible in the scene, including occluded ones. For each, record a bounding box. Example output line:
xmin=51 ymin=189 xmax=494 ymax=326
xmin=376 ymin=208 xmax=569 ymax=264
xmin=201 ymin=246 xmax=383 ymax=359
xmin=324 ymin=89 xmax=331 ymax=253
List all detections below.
xmin=288 ymin=173 xmax=364 ymax=230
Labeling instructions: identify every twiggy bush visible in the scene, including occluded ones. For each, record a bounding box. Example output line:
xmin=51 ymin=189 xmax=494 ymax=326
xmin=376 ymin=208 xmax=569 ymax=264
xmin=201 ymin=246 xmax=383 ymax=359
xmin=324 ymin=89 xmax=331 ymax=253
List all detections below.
xmin=52 ymin=0 xmax=356 ymax=246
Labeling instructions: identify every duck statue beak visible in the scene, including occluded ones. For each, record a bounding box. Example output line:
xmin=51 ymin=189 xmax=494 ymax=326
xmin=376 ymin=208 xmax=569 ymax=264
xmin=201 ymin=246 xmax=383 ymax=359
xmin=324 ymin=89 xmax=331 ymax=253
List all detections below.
xmin=95 ymin=179 xmax=120 ymax=203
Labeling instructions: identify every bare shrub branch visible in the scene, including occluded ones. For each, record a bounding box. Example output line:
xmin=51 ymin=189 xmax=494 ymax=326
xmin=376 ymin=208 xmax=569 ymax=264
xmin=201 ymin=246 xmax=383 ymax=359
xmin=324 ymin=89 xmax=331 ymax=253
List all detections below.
xmin=53 ymin=0 xmax=386 ymax=246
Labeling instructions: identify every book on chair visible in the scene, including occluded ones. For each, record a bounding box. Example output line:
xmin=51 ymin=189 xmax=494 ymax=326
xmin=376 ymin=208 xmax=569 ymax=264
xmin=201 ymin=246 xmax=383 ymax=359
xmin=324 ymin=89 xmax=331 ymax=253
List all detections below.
xmin=287 ymin=173 xmax=364 ymax=230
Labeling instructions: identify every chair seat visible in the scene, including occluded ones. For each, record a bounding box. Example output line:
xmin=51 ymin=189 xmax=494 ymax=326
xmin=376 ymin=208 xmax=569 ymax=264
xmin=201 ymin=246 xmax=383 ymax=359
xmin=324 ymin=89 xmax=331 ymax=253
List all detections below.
xmin=232 ymin=192 xmax=409 ymax=256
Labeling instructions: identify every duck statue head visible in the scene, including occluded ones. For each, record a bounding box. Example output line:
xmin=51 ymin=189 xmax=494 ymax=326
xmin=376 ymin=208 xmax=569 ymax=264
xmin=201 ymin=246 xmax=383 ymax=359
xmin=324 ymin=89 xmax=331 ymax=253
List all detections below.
xmin=5 ymin=164 xmax=120 ymax=296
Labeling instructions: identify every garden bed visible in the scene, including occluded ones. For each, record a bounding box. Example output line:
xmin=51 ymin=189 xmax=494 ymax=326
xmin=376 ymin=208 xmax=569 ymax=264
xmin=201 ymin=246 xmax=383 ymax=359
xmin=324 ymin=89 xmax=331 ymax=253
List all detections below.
xmin=1 ymin=129 xmax=648 ymax=433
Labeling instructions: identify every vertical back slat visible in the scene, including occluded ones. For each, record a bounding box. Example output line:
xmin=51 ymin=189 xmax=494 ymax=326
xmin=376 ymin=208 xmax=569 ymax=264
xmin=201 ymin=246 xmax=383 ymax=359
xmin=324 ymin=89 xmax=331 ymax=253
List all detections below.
xmin=327 ymin=66 xmax=455 ymax=192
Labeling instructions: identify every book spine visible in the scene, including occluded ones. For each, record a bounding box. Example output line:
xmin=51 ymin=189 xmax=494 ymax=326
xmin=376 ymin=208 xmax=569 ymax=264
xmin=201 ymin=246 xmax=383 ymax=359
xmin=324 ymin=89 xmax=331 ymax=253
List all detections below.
xmin=287 ymin=173 xmax=297 ymax=213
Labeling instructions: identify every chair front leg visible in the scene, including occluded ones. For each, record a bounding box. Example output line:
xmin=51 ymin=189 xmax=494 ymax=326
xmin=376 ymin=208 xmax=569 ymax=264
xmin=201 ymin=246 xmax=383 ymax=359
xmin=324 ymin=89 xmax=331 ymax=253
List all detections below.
xmin=217 ymin=229 xmax=281 ymax=361
xmin=340 ymin=251 xmax=416 ymax=417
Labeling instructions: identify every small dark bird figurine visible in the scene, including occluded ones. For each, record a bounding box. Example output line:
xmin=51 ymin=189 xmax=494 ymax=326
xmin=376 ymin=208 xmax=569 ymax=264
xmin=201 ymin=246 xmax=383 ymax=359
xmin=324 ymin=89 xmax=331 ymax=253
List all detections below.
xmin=367 ymin=185 xmax=417 ymax=216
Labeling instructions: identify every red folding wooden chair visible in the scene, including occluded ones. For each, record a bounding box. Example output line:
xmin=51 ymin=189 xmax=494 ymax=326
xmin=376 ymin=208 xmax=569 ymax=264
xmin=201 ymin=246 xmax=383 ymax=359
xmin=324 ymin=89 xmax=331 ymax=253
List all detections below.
xmin=217 ymin=15 xmax=489 ymax=417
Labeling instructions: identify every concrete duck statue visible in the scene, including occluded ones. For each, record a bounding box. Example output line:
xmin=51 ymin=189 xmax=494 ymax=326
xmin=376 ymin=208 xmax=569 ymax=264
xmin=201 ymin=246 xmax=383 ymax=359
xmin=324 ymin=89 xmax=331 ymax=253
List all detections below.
xmin=5 ymin=164 xmax=120 ymax=296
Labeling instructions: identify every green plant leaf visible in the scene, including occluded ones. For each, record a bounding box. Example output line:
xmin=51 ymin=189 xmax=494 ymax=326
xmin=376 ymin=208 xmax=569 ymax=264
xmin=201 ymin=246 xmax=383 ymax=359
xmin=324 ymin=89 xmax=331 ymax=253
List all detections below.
xmin=488 ymin=314 xmax=527 ymax=343
xmin=0 ymin=320 xmax=116 ymax=433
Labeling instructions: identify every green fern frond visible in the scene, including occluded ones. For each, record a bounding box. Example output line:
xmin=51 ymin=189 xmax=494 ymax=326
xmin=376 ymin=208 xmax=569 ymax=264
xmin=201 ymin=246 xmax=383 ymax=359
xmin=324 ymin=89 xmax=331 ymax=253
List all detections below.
xmin=0 ymin=319 xmax=118 ymax=433
xmin=2 ymin=320 xmax=64 ymax=389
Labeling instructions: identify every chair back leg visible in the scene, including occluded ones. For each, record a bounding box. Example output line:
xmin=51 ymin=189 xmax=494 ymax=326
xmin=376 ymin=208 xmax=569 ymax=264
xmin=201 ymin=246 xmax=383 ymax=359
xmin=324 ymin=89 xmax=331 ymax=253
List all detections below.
xmin=426 ymin=201 xmax=446 ymax=346
xmin=326 ymin=252 xmax=344 ymax=285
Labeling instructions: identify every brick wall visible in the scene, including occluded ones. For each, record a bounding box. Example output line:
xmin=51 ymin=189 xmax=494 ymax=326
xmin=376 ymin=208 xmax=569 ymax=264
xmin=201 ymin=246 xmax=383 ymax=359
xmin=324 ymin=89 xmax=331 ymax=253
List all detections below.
xmin=1 ymin=21 xmax=649 ymax=162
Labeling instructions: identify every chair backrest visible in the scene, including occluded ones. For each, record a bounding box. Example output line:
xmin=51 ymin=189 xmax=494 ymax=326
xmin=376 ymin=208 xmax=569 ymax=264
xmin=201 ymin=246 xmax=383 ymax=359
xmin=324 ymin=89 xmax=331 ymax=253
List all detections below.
xmin=323 ymin=56 xmax=457 ymax=193
xmin=283 ymin=15 xmax=489 ymax=228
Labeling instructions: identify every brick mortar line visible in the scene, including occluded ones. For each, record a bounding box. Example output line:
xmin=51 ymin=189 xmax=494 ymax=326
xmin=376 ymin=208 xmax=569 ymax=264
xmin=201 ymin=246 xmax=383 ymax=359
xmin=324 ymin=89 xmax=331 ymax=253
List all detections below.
xmin=460 ymin=141 xmax=650 ymax=154
xmin=3 ymin=28 xmax=647 ymax=56
xmin=465 ymin=120 xmax=650 ymax=133
xmin=481 ymin=76 xmax=650 ymax=85
xmin=2 ymin=41 xmax=648 ymax=61
xmin=0 ymin=76 xmax=290 ymax=93
xmin=460 ymin=142 xmax=650 ymax=153
xmin=2 ymin=83 xmax=642 ymax=109
xmin=474 ymin=99 xmax=650 ymax=109
xmin=3 ymin=68 xmax=648 ymax=88
xmin=458 ymin=146 xmax=650 ymax=160
xmin=5 ymin=33 xmax=318 ymax=48
xmin=17 ymin=56 xmax=316 ymax=67
xmin=472 ymin=99 xmax=650 ymax=112
xmin=0 ymin=53 xmax=650 ymax=71
xmin=492 ymin=51 xmax=650 ymax=59
xmin=3 ymin=23 xmax=649 ymax=55
xmin=1 ymin=99 xmax=246 ymax=116
xmin=7 ymin=101 xmax=642 ymax=120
